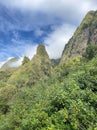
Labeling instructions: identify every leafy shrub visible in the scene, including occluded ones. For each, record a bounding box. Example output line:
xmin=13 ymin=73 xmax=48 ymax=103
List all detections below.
xmin=83 ymin=44 xmax=97 ymax=60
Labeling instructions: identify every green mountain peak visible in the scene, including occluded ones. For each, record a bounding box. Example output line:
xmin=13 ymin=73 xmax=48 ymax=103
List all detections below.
xmin=36 ymin=44 xmax=49 ymax=58
xmin=0 ymin=11 xmax=97 ymax=130
xmin=61 ymin=10 xmax=97 ymax=63
xmin=8 ymin=45 xmax=52 ymax=87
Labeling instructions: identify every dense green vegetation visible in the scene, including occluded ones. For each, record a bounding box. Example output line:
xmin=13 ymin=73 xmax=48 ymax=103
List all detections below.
xmin=0 ymin=45 xmax=97 ymax=130
xmin=22 ymin=56 xmax=30 ymax=65
xmin=83 ymin=44 xmax=97 ymax=60
xmin=74 ymin=11 xmax=95 ymax=37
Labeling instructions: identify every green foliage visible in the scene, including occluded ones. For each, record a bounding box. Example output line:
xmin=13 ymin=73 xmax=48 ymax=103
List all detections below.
xmin=83 ymin=44 xmax=97 ymax=60
xmin=0 ymin=50 xmax=97 ymax=130
xmin=8 ymin=44 xmax=52 ymax=87
xmin=0 ymin=70 xmax=13 ymax=88
xmin=0 ymin=85 xmax=16 ymax=114
xmin=37 ymin=44 xmax=49 ymax=57
xmin=22 ymin=56 xmax=30 ymax=65
xmin=74 ymin=11 xmax=95 ymax=36
xmin=0 ymin=71 xmax=12 ymax=83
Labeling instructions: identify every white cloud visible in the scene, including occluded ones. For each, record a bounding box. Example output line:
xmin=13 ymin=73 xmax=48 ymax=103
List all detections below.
xmin=0 ymin=57 xmax=14 ymax=68
xmin=0 ymin=57 xmax=23 ymax=69
xmin=44 ymin=24 xmax=76 ymax=59
xmin=0 ymin=43 xmax=38 ymax=68
xmin=0 ymin=0 xmax=97 ymax=61
xmin=10 ymin=41 xmax=38 ymax=60
xmin=8 ymin=57 xmax=23 ymax=68
xmin=0 ymin=39 xmax=38 ymax=62
xmin=24 ymin=44 xmax=38 ymax=59
xmin=1 ymin=0 xmax=97 ymax=24
xmin=34 ymin=29 xmax=44 ymax=37
xmin=0 ymin=61 xmax=5 ymax=68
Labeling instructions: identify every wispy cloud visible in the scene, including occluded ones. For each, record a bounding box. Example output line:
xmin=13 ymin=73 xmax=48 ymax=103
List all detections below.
xmin=8 ymin=57 xmax=23 ymax=68
xmin=44 ymin=24 xmax=76 ymax=59
xmin=0 ymin=61 xmax=6 ymax=68
xmin=0 ymin=57 xmax=23 ymax=68
xmin=1 ymin=0 xmax=97 ymax=24
xmin=0 ymin=39 xmax=37 ymax=61
xmin=0 ymin=0 xmax=97 ymax=62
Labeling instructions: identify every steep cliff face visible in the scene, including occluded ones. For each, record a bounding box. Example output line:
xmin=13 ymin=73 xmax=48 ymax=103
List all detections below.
xmin=61 ymin=10 xmax=97 ymax=62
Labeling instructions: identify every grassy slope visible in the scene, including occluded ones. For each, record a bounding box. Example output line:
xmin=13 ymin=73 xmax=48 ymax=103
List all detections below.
xmin=0 ymin=56 xmax=97 ymax=130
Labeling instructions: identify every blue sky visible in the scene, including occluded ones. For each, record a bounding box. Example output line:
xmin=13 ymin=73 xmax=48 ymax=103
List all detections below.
xmin=0 ymin=0 xmax=97 ymax=66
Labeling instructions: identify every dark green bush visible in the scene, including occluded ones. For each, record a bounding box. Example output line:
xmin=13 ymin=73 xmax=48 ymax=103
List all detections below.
xmin=83 ymin=44 xmax=97 ymax=60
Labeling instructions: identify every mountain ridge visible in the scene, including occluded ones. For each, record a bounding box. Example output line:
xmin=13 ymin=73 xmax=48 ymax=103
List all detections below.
xmin=8 ymin=44 xmax=53 ymax=87
xmin=0 ymin=10 xmax=97 ymax=130
xmin=61 ymin=10 xmax=97 ymax=62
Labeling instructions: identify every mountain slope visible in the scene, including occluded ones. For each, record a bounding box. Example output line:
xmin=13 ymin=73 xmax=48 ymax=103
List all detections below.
xmin=0 ymin=11 xmax=97 ymax=130
xmin=8 ymin=44 xmax=52 ymax=87
xmin=1 ymin=47 xmax=97 ymax=130
xmin=61 ymin=10 xmax=97 ymax=62
xmin=0 ymin=57 xmax=22 ymax=71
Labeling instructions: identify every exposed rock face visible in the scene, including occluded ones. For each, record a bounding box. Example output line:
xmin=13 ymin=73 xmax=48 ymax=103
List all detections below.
xmin=61 ymin=10 xmax=97 ymax=62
